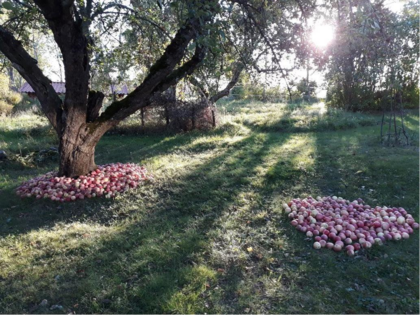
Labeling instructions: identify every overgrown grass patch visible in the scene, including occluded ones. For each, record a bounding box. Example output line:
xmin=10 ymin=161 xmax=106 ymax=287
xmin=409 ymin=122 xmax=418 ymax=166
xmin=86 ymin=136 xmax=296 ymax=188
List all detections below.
xmin=218 ymin=101 xmax=380 ymax=132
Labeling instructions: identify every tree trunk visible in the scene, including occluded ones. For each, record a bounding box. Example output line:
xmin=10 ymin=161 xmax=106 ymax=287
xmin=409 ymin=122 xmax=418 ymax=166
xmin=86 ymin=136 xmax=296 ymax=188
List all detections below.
xmin=58 ymin=138 xmax=97 ymax=177
xmin=7 ymin=66 xmax=16 ymax=91
xmin=165 ymin=106 xmax=170 ymax=126
xmin=212 ymin=107 xmax=216 ymax=127
xmin=141 ymin=107 xmax=145 ymax=127
xmin=57 ymin=118 xmax=112 ymax=177
xmin=191 ymin=106 xmax=196 ymax=130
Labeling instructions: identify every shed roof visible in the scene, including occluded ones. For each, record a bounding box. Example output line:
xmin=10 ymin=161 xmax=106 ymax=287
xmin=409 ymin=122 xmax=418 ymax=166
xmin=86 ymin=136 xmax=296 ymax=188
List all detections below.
xmin=20 ymin=82 xmax=66 ymax=94
xmin=110 ymin=84 xmax=129 ymax=95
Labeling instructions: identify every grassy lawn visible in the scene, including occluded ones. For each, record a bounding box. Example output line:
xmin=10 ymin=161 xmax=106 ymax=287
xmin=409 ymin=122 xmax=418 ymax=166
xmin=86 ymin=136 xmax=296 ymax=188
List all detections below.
xmin=0 ymin=101 xmax=418 ymax=314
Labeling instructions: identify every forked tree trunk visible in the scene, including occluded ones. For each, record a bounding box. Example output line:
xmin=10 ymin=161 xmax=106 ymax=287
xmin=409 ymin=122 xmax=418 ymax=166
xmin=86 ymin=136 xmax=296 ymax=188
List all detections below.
xmin=57 ymin=118 xmax=112 ymax=177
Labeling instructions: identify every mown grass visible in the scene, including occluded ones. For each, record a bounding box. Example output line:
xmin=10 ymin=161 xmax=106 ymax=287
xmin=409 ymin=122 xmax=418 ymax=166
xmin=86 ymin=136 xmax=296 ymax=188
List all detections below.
xmin=0 ymin=101 xmax=418 ymax=314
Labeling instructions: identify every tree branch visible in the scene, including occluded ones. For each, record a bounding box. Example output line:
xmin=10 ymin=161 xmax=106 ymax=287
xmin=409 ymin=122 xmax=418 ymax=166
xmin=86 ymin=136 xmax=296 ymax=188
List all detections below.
xmin=0 ymin=26 xmax=62 ymax=131
xmin=91 ymin=2 xmax=171 ymax=38
xmin=86 ymin=90 xmax=105 ymax=122
xmin=153 ymin=43 xmax=207 ymax=93
xmin=210 ymin=62 xmax=244 ymax=103
xmin=11 ymin=0 xmax=35 ymax=10
xmin=34 ymin=0 xmax=90 ymax=116
xmin=99 ymin=18 xmax=203 ymax=122
xmin=189 ymin=76 xmax=210 ymax=98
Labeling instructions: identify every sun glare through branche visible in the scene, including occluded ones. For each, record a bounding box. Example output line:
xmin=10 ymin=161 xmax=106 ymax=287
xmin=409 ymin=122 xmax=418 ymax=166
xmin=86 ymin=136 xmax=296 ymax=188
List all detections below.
xmin=311 ymin=24 xmax=335 ymax=48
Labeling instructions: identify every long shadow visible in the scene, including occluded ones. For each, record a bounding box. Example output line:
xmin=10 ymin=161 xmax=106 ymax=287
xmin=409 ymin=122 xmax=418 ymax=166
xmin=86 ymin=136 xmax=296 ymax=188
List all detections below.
xmin=265 ymin=129 xmax=419 ymax=314
xmin=97 ymin=130 xmax=212 ymax=164
xmin=3 ymin=123 xmax=418 ymax=313
xmin=0 ymin=131 xmax=293 ymax=313
xmin=0 ymin=127 xmax=236 ymax=237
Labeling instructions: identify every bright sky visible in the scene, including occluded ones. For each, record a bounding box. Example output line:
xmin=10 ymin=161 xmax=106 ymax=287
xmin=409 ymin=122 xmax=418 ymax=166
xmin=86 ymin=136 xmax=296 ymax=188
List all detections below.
xmin=383 ymin=0 xmax=409 ymax=12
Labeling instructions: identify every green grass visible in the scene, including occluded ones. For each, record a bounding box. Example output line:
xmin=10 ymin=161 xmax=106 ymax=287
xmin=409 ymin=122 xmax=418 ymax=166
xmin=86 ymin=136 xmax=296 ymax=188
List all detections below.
xmin=0 ymin=101 xmax=418 ymax=314
xmin=218 ymin=100 xmax=381 ymax=132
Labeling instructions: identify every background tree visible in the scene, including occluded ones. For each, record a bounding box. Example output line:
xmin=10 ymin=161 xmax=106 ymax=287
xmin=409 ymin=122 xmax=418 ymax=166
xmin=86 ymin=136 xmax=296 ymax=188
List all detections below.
xmin=320 ymin=0 xmax=419 ymax=111
xmin=189 ymin=0 xmax=313 ymax=104
xmin=296 ymin=78 xmax=317 ymax=99
xmin=393 ymin=0 xmax=419 ymax=106
xmin=321 ymin=0 xmax=385 ymax=110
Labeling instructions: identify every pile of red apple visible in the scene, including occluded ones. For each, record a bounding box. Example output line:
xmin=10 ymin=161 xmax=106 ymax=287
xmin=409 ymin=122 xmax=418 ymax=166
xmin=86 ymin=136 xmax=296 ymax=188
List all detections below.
xmin=284 ymin=196 xmax=419 ymax=256
xmin=16 ymin=163 xmax=153 ymax=202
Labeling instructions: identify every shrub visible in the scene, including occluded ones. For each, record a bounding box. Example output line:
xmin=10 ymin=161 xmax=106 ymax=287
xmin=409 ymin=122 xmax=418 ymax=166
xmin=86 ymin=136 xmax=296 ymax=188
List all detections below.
xmin=0 ymin=73 xmax=24 ymax=115
xmin=230 ymin=81 xmax=291 ymax=103
xmin=6 ymin=92 xmax=22 ymax=105
xmin=12 ymin=95 xmax=41 ymax=115
xmin=0 ymin=100 xmax=13 ymax=116
xmin=170 ymin=101 xmax=216 ymax=131
xmin=402 ymin=84 xmax=419 ymax=109
xmin=231 ymin=85 xmax=245 ymax=100
xmin=326 ymin=82 xmax=418 ymax=112
xmin=108 ymin=93 xmax=217 ymax=135
xmin=150 ymin=92 xmax=216 ymax=131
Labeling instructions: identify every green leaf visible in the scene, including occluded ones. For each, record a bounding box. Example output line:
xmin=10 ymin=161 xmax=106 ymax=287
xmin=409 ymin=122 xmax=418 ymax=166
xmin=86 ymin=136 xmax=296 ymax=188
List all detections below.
xmin=187 ymin=42 xmax=196 ymax=52
xmin=219 ymin=30 xmax=226 ymax=42
xmin=2 ymin=2 xmax=14 ymax=10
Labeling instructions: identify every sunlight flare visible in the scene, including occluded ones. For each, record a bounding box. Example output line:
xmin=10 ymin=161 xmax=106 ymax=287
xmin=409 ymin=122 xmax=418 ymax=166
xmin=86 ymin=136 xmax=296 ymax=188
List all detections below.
xmin=311 ymin=24 xmax=335 ymax=48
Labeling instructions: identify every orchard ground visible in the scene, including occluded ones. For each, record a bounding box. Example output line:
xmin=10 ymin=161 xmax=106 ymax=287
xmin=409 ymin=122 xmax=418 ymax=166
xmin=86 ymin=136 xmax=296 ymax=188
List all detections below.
xmin=0 ymin=100 xmax=419 ymax=314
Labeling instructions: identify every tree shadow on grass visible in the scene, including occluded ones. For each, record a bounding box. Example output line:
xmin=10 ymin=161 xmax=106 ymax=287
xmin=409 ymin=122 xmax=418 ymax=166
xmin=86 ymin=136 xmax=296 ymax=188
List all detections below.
xmin=0 ymin=131 xmax=294 ymax=313
xmin=264 ymin=130 xmax=419 ymax=314
xmin=2 ymin=126 xmax=418 ymax=314
xmin=0 ymin=127 xmax=238 ymax=237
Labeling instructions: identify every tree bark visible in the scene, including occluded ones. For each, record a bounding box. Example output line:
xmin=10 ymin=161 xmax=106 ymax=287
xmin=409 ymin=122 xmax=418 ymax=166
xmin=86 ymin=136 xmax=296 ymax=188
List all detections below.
xmin=7 ymin=66 xmax=16 ymax=91
xmin=141 ymin=108 xmax=145 ymax=127
xmin=0 ymin=26 xmax=63 ymax=132
xmin=165 ymin=106 xmax=170 ymax=126
xmin=87 ymin=91 xmax=105 ymax=122
xmin=59 ymin=137 xmax=97 ymax=177
xmin=191 ymin=106 xmax=196 ymax=130
xmin=58 ymin=121 xmax=112 ymax=177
